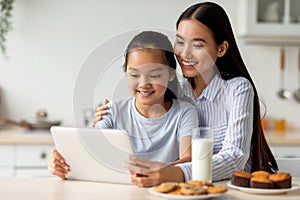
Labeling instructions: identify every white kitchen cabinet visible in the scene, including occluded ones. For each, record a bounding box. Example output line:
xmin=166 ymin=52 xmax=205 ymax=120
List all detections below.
xmin=15 ymin=144 xmax=53 ymax=177
xmin=237 ymin=0 xmax=300 ymax=45
xmin=0 ymin=167 xmax=14 ymax=177
xmin=15 ymin=145 xmax=53 ymax=167
xmin=15 ymin=169 xmax=52 ymax=177
xmin=0 ymin=145 xmax=14 ymax=166
xmin=270 ymin=145 xmax=300 ymax=158
xmin=269 ymin=145 xmax=300 ymax=175
xmin=0 ymin=145 xmax=14 ymax=177
xmin=0 ymin=127 xmax=54 ymax=177
xmin=0 ymin=144 xmax=54 ymax=177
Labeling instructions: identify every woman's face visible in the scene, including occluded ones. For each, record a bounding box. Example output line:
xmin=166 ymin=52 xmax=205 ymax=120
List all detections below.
xmin=126 ymin=49 xmax=174 ymax=107
xmin=174 ymin=19 xmax=221 ymax=79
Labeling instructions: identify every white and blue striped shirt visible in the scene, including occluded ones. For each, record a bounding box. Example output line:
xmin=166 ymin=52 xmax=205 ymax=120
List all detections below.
xmin=177 ymin=74 xmax=254 ymax=181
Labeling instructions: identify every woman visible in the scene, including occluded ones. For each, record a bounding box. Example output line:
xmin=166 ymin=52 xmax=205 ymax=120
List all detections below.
xmin=94 ymin=2 xmax=278 ymax=187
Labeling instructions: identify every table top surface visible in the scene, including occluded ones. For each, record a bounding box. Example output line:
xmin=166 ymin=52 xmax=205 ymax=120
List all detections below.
xmin=0 ymin=177 xmax=299 ymax=200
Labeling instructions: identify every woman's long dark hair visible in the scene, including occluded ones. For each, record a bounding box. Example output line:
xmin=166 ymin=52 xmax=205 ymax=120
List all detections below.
xmin=176 ymin=2 xmax=278 ymax=173
xmin=124 ymin=31 xmax=178 ymax=102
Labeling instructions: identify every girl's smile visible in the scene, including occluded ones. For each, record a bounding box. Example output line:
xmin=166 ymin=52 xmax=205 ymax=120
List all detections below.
xmin=137 ymin=89 xmax=154 ymax=97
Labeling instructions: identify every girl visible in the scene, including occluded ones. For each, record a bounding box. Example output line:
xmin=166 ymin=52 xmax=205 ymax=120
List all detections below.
xmin=94 ymin=2 xmax=278 ymax=187
xmin=48 ymin=31 xmax=198 ymax=180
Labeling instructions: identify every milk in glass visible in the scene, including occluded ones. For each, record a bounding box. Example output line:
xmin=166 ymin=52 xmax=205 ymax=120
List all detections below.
xmin=192 ymin=127 xmax=213 ymax=182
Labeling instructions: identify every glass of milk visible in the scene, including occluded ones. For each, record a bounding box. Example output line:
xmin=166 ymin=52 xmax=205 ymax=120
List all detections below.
xmin=192 ymin=127 xmax=214 ymax=182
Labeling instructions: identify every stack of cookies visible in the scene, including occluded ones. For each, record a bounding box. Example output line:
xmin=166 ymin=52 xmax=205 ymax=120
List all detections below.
xmin=154 ymin=180 xmax=227 ymax=195
xmin=231 ymin=170 xmax=292 ymax=189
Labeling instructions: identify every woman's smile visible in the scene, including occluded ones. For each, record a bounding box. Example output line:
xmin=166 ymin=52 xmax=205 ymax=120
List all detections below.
xmin=181 ymin=59 xmax=199 ymax=69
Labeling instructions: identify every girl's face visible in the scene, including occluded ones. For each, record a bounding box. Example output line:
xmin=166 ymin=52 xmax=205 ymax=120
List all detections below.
xmin=126 ymin=49 xmax=174 ymax=107
xmin=174 ymin=19 xmax=224 ymax=79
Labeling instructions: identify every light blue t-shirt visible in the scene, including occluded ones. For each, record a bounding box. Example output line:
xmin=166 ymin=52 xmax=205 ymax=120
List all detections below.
xmin=95 ymin=96 xmax=198 ymax=163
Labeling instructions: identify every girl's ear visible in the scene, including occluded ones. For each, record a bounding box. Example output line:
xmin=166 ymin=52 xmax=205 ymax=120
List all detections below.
xmin=169 ymin=69 xmax=176 ymax=81
xmin=217 ymin=41 xmax=229 ymax=57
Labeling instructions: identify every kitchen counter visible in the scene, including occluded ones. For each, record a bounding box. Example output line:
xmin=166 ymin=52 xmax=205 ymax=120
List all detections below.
xmin=265 ymin=130 xmax=300 ymax=145
xmin=0 ymin=126 xmax=53 ymax=144
xmin=0 ymin=177 xmax=299 ymax=200
xmin=1 ymin=126 xmax=300 ymax=146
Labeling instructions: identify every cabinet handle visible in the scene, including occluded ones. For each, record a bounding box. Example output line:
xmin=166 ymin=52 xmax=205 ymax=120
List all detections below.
xmin=40 ymin=152 xmax=47 ymax=159
xmin=283 ymin=156 xmax=298 ymax=158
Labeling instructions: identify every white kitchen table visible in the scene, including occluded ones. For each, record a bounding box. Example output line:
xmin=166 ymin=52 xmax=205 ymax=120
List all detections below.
xmin=0 ymin=177 xmax=299 ymax=200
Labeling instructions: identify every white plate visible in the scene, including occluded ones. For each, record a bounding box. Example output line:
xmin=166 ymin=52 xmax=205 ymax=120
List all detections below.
xmin=148 ymin=188 xmax=224 ymax=199
xmin=227 ymin=181 xmax=299 ymax=194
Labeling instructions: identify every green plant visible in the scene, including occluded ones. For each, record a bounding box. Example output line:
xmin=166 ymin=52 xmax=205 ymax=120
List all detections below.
xmin=0 ymin=0 xmax=14 ymax=57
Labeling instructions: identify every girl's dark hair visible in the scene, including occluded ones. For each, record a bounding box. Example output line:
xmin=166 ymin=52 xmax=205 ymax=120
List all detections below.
xmin=176 ymin=2 xmax=278 ymax=173
xmin=124 ymin=31 xmax=178 ymax=102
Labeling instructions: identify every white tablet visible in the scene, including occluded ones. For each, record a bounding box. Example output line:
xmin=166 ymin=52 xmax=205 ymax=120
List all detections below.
xmin=50 ymin=126 xmax=133 ymax=184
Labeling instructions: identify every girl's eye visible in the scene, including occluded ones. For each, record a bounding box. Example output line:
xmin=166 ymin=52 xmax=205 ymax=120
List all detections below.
xmin=150 ymin=75 xmax=162 ymax=78
xmin=130 ymin=74 xmax=139 ymax=78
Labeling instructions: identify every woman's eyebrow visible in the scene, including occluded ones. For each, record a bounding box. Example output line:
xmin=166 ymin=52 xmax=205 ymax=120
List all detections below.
xmin=176 ymin=34 xmax=184 ymax=40
xmin=176 ymin=33 xmax=207 ymax=43
xmin=193 ymin=38 xmax=207 ymax=43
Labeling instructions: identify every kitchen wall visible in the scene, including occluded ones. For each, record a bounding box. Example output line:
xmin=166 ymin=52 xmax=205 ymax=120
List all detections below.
xmin=0 ymin=0 xmax=299 ymax=129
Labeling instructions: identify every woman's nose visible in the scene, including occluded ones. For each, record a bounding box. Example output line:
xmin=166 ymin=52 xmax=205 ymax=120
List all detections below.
xmin=181 ymin=45 xmax=193 ymax=59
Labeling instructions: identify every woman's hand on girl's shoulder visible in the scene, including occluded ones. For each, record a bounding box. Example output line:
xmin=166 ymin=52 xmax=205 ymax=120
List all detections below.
xmin=92 ymin=99 xmax=110 ymax=127
xmin=48 ymin=149 xmax=70 ymax=180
